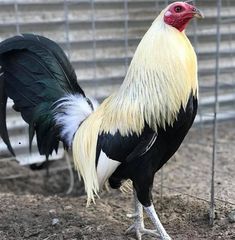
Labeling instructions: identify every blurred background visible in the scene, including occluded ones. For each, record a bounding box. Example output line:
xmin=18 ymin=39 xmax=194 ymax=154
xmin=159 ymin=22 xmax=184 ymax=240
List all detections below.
xmin=0 ymin=0 xmax=234 ymax=227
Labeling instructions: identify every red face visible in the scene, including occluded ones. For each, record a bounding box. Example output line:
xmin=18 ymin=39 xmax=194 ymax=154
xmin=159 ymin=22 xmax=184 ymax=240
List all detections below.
xmin=163 ymin=2 xmax=204 ymax=32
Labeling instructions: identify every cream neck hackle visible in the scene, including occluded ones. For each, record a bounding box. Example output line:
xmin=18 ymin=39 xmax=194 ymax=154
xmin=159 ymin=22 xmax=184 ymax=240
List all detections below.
xmin=100 ymin=9 xmax=198 ymax=136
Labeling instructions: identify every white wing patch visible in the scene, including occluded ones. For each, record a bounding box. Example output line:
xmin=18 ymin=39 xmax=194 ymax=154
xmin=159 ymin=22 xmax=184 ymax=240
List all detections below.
xmin=97 ymin=150 xmax=121 ymax=188
xmin=53 ymin=94 xmax=99 ymax=147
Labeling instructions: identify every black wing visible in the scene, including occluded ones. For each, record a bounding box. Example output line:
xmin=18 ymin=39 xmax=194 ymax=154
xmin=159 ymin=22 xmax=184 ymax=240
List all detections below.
xmin=96 ymin=125 xmax=157 ymax=164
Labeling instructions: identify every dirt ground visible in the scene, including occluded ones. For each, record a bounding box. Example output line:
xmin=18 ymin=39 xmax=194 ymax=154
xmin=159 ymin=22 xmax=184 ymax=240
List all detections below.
xmin=0 ymin=121 xmax=235 ymax=240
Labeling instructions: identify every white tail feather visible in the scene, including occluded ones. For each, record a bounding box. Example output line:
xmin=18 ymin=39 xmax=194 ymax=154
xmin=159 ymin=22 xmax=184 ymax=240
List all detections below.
xmin=53 ymin=94 xmax=99 ymax=147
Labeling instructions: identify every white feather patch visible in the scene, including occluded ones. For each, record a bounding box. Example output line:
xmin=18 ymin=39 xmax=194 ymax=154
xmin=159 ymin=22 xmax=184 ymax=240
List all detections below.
xmin=53 ymin=94 xmax=99 ymax=147
xmin=97 ymin=150 xmax=121 ymax=188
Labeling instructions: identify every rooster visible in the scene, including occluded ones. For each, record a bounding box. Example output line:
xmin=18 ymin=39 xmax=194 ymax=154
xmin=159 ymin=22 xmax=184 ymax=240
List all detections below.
xmin=0 ymin=1 xmax=203 ymax=240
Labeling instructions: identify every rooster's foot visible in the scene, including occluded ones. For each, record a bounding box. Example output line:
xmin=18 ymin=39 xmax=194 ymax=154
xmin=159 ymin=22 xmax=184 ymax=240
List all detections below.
xmin=126 ymin=223 xmax=159 ymax=240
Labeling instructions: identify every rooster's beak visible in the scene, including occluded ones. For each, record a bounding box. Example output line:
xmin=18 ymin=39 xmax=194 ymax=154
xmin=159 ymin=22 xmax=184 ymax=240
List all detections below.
xmin=193 ymin=8 xmax=204 ymax=19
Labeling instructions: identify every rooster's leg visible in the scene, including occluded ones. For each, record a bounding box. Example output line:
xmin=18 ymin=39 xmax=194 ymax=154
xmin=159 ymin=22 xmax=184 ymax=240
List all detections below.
xmin=126 ymin=190 xmax=159 ymax=240
xmin=144 ymin=204 xmax=172 ymax=240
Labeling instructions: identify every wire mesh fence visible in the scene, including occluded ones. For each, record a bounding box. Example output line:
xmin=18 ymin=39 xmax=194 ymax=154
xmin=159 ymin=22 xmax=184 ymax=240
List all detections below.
xmin=0 ymin=0 xmax=234 ymax=227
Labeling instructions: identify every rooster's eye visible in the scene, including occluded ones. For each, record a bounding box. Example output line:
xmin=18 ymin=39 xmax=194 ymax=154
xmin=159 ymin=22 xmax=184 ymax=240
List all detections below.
xmin=175 ymin=6 xmax=182 ymax=12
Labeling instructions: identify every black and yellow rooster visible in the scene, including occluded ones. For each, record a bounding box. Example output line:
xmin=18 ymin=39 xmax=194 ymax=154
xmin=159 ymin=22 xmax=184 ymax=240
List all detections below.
xmin=0 ymin=1 xmax=203 ymax=239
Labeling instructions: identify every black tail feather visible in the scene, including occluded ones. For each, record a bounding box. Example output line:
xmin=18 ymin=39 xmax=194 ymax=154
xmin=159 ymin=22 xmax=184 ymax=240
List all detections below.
xmin=22 ymin=34 xmax=84 ymax=95
xmin=0 ymin=34 xmax=85 ymax=157
xmin=0 ymin=74 xmax=15 ymax=156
